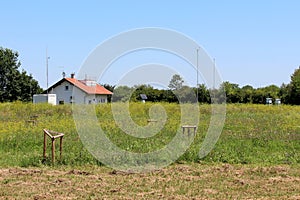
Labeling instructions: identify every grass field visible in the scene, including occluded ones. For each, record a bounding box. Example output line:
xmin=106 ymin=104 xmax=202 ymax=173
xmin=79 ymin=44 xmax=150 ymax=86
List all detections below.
xmin=0 ymin=102 xmax=299 ymax=199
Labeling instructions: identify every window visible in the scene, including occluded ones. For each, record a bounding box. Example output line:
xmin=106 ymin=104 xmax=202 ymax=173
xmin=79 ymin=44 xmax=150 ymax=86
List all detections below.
xmin=65 ymin=85 xmax=69 ymax=91
xmin=70 ymin=96 xmax=74 ymax=104
xmin=59 ymin=100 xmax=64 ymax=105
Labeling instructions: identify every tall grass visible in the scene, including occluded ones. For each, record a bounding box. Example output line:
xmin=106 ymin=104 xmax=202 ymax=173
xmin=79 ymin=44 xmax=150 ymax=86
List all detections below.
xmin=0 ymin=102 xmax=299 ymax=167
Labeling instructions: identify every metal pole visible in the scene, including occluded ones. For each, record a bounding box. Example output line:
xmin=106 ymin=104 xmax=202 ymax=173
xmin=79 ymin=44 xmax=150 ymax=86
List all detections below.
xmin=196 ymin=48 xmax=199 ymax=103
xmin=46 ymin=48 xmax=50 ymax=94
xmin=213 ymin=58 xmax=216 ymax=103
xmin=213 ymin=58 xmax=216 ymax=90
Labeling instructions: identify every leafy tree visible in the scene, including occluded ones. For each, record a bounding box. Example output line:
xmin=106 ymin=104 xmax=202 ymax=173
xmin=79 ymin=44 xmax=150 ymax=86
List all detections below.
xmin=221 ymin=81 xmax=241 ymax=103
xmin=289 ymin=67 xmax=300 ymax=104
xmin=111 ymin=85 xmax=134 ymax=102
xmin=252 ymin=88 xmax=266 ymax=104
xmin=133 ymin=84 xmax=153 ymax=101
xmin=0 ymin=47 xmax=42 ymax=102
xmin=240 ymin=85 xmax=254 ymax=103
xmin=279 ymin=83 xmax=291 ymax=104
xmin=196 ymin=84 xmax=210 ymax=103
xmin=263 ymin=85 xmax=280 ymax=99
xmin=168 ymin=74 xmax=184 ymax=90
xmin=161 ymin=89 xmax=177 ymax=103
xmin=102 ymin=84 xmax=115 ymax=102
xmin=175 ymin=85 xmax=197 ymax=103
xmin=133 ymin=85 xmax=164 ymax=102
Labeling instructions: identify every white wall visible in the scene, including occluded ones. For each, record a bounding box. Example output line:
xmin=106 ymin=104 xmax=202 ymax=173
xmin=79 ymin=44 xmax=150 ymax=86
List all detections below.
xmin=33 ymin=94 xmax=57 ymax=105
xmin=84 ymin=94 xmax=108 ymax=104
xmin=49 ymin=80 xmax=86 ymax=104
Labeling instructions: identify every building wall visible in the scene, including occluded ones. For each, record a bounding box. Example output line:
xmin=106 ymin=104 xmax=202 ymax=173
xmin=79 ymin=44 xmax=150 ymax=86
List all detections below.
xmin=84 ymin=94 xmax=108 ymax=104
xmin=33 ymin=94 xmax=57 ymax=105
xmin=49 ymin=80 xmax=76 ymax=104
xmin=49 ymin=80 xmax=108 ymax=104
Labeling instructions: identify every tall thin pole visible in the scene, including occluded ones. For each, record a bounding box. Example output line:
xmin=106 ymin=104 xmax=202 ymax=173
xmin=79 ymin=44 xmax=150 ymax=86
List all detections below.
xmin=46 ymin=48 xmax=49 ymax=94
xmin=213 ymin=58 xmax=216 ymax=103
xmin=196 ymin=48 xmax=199 ymax=103
xmin=213 ymin=58 xmax=216 ymax=90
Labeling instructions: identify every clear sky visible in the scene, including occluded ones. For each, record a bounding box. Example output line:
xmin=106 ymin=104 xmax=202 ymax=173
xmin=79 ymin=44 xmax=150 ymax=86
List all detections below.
xmin=1 ymin=0 xmax=299 ymax=89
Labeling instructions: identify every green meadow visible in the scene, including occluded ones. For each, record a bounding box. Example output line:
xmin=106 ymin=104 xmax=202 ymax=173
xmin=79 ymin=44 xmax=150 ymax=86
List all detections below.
xmin=0 ymin=102 xmax=299 ymax=167
xmin=0 ymin=102 xmax=300 ymax=199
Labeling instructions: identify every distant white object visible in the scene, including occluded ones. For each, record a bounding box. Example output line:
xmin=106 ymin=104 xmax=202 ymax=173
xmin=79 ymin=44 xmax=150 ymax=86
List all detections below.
xmin=140 ymin=94 xmax=148 ymax=100
xmin=275 ymin=98 xmax=281 ymax=105
xmin=266 ymin=98 xmax=273 ymax=105
xmin=33 ymin=94 xmax=57 ymax=105
xmin=140 ymin=94 xmax=147 ymax=103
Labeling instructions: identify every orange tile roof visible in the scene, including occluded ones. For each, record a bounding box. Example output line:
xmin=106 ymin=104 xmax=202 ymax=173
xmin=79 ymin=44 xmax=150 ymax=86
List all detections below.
xmin=65 ymin=78 xmax=113 ymax=95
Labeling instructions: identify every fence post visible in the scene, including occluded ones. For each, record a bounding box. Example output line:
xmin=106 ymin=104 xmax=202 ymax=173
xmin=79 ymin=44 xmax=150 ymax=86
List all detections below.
xmin=51 ymin=138 xmax=55 ymax=164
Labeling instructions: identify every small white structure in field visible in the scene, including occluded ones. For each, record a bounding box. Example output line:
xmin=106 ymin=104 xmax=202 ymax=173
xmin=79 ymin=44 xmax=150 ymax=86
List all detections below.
xmin=140 ymin=94 xmax=148 ymax=103
xmin=44 ymin=74 xmax=113 ymax=105
xmin=266 ymin=98 xmax=273 ymax=105
xmin=33 ymin=94 xmax=57 ymax=105
xmin=275 ymin=98 xmax=281 ymax=105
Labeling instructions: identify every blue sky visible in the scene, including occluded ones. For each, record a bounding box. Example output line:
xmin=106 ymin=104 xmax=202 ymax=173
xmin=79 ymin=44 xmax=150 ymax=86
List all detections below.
xmin=1 ymin=0 xmax=299 ymax=89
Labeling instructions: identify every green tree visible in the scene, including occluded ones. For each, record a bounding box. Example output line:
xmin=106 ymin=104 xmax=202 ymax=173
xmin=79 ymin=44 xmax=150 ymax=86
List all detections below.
xmin=279 ymin=83 xmax=291 ymax=104
xmin=175 ymin=85 xmax=197 ymax=103
xmin=161 ymin=89 xmax=177 ymax=103
xmin=196 ymin=84 xmax=210 ymax=103
xmin=221 ymin=81 xmax=241 ymax=103
xmin=263 ymin=85 xmax=280 ymax=99
xmin=102 ymin=84 xmax=115 ymax=102
xmin=0 ymin=47 xmax=42 ymax=102
xmin=111 ymin=85 xmax=134 ymax=102
xmin=252 ymin=88 xmax=266 ymax=104
xmin=168 ymin=74 xmax=184 ymax=90
xmin=289 ymin=67 xmax=300 ymax=105
xmin=133 ymin=84 xmax=163 ymax=102
xmin=240 ymin=85 xmax=254 ymax=103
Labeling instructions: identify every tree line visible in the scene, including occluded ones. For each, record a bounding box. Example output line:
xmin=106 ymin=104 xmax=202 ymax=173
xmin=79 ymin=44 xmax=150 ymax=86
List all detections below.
xmin=104 ymin=68 xmax=300 ymax=105
xmin=1 ymin=47 xmax=300 ymax=105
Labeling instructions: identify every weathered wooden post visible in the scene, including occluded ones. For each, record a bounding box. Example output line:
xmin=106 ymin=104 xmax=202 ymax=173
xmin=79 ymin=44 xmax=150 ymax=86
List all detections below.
xmin=51 ymin=138 xmax=55 ymax=164
xmin=43 ymin=132 xmax=47 ymax=159
xmin=59 ymin=136 xmax=63 ymax=160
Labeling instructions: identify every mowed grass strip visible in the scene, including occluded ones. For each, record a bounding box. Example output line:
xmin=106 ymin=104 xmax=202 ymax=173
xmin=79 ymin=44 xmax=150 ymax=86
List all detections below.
xmin=0 ymin=164 xmax=299 ymax=199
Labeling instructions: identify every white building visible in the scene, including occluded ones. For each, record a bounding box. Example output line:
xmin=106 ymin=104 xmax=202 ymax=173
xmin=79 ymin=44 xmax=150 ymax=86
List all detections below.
xmin=33 ymin=94 xmax=57 ymax=105
xmin=44 ymin=75 xmax=113 ymax=105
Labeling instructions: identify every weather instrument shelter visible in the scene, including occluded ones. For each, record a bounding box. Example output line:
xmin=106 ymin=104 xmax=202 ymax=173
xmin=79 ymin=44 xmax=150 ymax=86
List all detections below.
xmin=140 ymin=94 xmax=148 ymax=103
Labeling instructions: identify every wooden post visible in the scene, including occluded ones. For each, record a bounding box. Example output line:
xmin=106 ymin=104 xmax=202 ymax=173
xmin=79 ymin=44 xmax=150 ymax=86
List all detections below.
xmin=51 ymin=138 xmax=55 ymax=164
xmin=59 ymin=136 xmax=63 ymax=160
xmin=43 ymin=132 xmax=47 ymax=159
